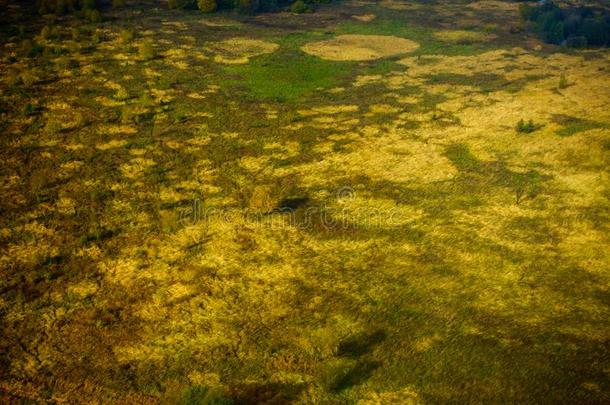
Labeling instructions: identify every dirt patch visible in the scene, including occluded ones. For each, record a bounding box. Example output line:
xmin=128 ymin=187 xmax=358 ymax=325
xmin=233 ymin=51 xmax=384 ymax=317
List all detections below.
xmin=433 ymin=30 xmax=496 ymax=44
xmin=206 ymin=38 xmax=279 ymax=64
xmin=301 ymin=35 xmax=419 ymax=61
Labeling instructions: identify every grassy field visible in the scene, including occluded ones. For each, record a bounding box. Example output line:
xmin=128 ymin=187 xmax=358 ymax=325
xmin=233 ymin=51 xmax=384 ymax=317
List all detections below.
xmin=1 ymin=0 xmax=609 ymax=403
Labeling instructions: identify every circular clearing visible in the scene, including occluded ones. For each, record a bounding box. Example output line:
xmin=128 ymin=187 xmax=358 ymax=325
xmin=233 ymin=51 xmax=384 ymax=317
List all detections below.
xmin=206 ymin=38 xmax=279 ymax=64
xmin=301 ymin=35 xmax=420 ymax=61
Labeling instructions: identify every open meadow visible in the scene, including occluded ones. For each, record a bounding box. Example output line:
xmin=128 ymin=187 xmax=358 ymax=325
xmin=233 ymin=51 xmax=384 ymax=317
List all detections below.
xmin=1 ymin=0 xmax=609 ymax=403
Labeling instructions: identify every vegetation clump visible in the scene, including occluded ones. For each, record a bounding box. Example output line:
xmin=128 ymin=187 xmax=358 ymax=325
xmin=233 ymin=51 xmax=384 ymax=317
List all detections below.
xmin=516 ymin=118 xmax=536 ymax=134
xmin=198 ymin=0 xmax=217 ymax=12
xmin=138 ymin=39 xmax=156 ymax=60
xmin=290 ymin=0 xmax=309 ymax=14
xmin=520 ymin=0 xmax=610 ymax=47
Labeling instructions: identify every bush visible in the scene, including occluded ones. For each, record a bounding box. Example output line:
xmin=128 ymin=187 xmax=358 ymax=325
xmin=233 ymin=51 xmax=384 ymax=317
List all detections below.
xmin=71 ymin=27 xmax=80 ymax=41
xmin=119 ymin=28 xmax=135 ymax=44
xmin=91 ymin=31 xmax=102 ymax=44
xmin=40 ymin=25 xmax=52 ymax=39
xmin=558 ymin=73 xmax=568 ymax=89
xmin=84 ymin=8 xmax=101 ymax=23
xmin=112 ymin=0 xmax=125 ymax=8
xmin=21 ymin=71 xmax=38 ymax=87
xmin=516 ymin=119 xmax=536 ymax=134
xmin=197 ymin=0 xmax=217 ymax=12
xmin=20 ymin=39 xmax=44 ymax=58
xmin=290 ymin=0 xmax=308 ymax=13
xmin=6 ymin=70 xmax=21 ymax=87
xmin=114 ymin=87 xmax=130 ymax=100
xmin=138 ymin=39 xmax=155 ymax=61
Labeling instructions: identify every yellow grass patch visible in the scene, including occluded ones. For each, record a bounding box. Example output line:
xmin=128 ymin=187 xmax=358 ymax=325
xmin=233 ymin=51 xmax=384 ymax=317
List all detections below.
xmin=200 ymin=18 xmax=242 ymax=27
xmin=98 ymin=124 xmax=138 ymax=135
xmin=301 ymin=35 xmax=419 ymax=61
xmin=352 ymin=13 xmax=376 ymax=22
xmin=97 ymin=139 xmax=128 ymax=150
xmin=298 ymin=104 xmax=359 ymax=116
xmin=433 ymin=30 xmax=496 ymax=44
xmin=206 ymin=38 xmax=279 ymax=64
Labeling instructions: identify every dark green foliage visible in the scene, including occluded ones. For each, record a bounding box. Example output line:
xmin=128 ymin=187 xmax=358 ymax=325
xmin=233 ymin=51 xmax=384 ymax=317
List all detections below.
xmin=520 ymin=1 xmax=610 ymax=47
xmin=558 ymin=72 xmax=568 ymax=89
xmin=581 ymin=16 xmax=610 ymax=46
xmin=516 ymin=119 xmax=536 ymax=134
xmin=237 ymin=0 xmax=260 ymax=14
xmin=20 ymin=39 xmax=44 ymax=58
xmin=37 ymin=0 xmax=96 ymax=15
xmin=168 ymin=0 xmax=196 ymax=9
xmin=258 ymin=0 xmax=278 ymax=12
xmin=216 ymin=0 xmax=236 ymax=10
xmin=198 ymin=0 xmax=217 ymax=12
xmin=290 ymin=0 xmax=308 ymax=13
xmin=565 ymin=35 xmax=587 ymax=48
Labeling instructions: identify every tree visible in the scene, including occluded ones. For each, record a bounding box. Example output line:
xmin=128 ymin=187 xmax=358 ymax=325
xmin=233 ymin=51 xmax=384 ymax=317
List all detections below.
xmin=198 ymin=0 xmax=217 ymax=12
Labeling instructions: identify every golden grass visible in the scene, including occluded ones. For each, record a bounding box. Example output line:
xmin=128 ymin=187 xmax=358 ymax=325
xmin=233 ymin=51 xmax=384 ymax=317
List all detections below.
xmin=302 ymin=35 xmax=420 ymax=61
xmin=352 ymin=13 xmax=376 ymax=22
xmin=433 ymin=30 xmax=496 ymax=44
xmin=206 ymin=38 xmax=280 ymax=64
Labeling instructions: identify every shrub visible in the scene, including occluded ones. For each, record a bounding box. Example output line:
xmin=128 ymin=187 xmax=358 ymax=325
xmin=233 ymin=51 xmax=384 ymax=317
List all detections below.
xmin=112 ymin=0 xmax=126 ymax=8
xmin=21 ymin=39 xmax=44 ymax=58
xmin=558 ymin=73 xmax=568 ymax=89
xmin=516 ymin=119 xmax=536 ymax=134
xmin=197 ymin=0 xmax=217 ymax=12
xmin=91 ymin=31 xmax=101 ymax=44
xmin=85 ymin=9 xmax=101 ymax=23
xmin=119 ymin=28 xmax=135 ymax=44
xmin=21 ymin=71 xmax=38 ymax=87
xmin=290 ymin=0 xmax=308 ymax=13
xmin=40 ymin=25 xmax=52 ymax=39
xmin=138 ymin=39 xmax=155 ymax=61
xmin=114 ymin=87 xmax=130 ymax=100
xmin=67 ymin=40 xmax=81 ymax=54
xmin=6 ymin=70 xmax=21 ymax=87
xmin=71 ymin=27 xmax=80 ymax=41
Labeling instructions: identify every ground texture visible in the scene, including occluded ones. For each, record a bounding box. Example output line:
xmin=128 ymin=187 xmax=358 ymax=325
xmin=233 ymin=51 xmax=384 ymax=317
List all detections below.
xmin=1 ymin=0 xmax=609 ymax=403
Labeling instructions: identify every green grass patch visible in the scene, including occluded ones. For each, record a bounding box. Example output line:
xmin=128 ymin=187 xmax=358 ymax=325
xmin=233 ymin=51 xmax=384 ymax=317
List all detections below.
xmin=221 ymin=49 xmax=352 ymax=102
xmin=552 ymin=115 xmax=607 ymax=137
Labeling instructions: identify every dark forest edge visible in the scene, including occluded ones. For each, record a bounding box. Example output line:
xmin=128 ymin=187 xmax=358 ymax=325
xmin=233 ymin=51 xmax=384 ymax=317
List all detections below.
xmin=519 ymin=0 xmax=610 ymax=47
